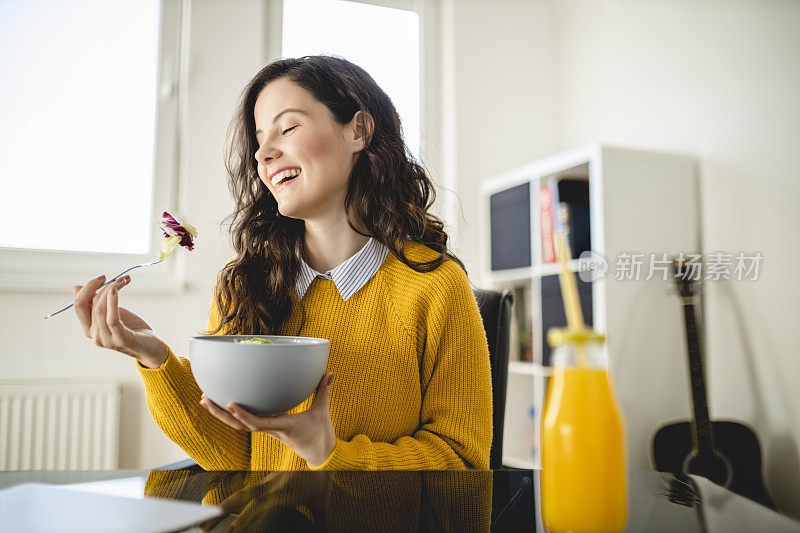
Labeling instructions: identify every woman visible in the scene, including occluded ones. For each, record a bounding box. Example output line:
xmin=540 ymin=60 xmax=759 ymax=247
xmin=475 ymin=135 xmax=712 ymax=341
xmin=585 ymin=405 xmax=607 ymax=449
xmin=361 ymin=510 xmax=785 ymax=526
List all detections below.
xmin=72 ymin=55 xmax=492 ymax=471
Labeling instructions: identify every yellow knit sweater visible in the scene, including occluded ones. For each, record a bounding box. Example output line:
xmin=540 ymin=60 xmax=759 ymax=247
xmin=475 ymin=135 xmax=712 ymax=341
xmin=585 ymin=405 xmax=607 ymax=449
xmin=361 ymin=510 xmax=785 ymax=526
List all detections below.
xmin=138 ymin=242 xmax=492 ymax=470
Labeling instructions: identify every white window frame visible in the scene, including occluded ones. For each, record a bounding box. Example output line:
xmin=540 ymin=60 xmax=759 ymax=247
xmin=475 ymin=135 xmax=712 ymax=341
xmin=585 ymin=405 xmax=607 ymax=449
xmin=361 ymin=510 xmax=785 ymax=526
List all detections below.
xmin=270 ymin=0 xmax=440 ymax=181
xmin=0 ymin=0 xmax=188 ymax=295
xmin=341 ymin=0 xmax=448 ymax=224
xmin=3 ymin=0 xmax=440 ymax=294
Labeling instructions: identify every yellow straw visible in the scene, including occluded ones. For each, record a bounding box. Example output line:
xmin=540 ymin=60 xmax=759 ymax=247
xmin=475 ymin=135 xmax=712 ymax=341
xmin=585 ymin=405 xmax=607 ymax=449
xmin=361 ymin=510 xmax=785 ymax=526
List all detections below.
xmin=553 ymin=231 xmax=589 ymax=367
xmin=554 ymin=232 xmax=584 ymax=330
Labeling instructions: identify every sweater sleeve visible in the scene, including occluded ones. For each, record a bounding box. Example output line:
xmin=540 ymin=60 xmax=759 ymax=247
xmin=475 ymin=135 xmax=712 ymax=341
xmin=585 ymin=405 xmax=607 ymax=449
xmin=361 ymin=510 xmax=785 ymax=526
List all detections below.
xmin=310 ymin=264 xmax=493 ymax=471
xmin=137 ymin=299 xmax=251 ymax=470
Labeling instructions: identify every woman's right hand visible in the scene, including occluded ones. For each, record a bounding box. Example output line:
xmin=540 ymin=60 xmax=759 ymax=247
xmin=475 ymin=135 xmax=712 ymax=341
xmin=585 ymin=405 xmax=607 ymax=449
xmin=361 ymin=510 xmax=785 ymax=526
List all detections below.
xmin=73 ymin=275 xmax=169 ymax=369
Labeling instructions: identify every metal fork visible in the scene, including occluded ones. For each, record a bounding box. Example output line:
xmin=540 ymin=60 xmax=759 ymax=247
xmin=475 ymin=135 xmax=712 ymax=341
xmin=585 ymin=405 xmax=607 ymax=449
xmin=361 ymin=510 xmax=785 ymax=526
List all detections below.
xmin=43 ymin=259 xmax=164 ymax=319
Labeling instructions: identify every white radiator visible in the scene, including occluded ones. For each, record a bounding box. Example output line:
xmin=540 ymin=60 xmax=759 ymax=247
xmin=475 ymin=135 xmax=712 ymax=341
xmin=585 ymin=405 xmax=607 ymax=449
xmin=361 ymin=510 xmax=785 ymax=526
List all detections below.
xmin=0 ymin=381 xmax=120 ymax=470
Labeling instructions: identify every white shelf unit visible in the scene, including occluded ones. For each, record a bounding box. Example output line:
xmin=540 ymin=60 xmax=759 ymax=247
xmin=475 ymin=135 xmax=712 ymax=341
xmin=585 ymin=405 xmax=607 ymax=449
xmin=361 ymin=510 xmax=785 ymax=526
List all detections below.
xmin=480 ymin=143 xmax=699 ymax=471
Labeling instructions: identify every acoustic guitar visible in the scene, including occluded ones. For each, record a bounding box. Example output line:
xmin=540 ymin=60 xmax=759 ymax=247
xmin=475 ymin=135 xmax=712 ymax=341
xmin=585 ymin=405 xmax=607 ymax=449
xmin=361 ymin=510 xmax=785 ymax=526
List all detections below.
xmin=652 ymin=258 xmax=776 ymax=509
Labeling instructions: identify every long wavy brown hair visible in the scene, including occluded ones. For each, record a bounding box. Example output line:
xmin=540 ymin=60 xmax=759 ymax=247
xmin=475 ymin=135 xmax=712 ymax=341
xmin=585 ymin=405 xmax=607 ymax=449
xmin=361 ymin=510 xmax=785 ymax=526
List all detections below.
xmin=207 ymin=55 xmax=463 ymax=335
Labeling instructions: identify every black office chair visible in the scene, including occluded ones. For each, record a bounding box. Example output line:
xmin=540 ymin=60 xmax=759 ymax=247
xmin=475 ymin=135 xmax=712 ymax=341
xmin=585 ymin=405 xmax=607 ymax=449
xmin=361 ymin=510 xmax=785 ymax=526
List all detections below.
xmin=472 ymin=288 xmax=513 ymax=470
xmin=157 ymin=289 xmax=514 ymax=471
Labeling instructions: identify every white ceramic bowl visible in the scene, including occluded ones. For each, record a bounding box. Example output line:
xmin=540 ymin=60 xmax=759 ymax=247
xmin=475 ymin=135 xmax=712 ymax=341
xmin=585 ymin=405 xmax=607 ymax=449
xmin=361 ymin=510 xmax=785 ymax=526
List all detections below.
xmin=189 ymin=335 xmax=329 ymax=416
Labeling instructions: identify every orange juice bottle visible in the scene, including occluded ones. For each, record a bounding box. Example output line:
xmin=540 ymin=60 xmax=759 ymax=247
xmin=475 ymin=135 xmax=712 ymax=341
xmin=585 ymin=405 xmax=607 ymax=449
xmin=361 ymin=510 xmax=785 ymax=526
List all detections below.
xmin=541 ymin=329 xmax=627 ymax=533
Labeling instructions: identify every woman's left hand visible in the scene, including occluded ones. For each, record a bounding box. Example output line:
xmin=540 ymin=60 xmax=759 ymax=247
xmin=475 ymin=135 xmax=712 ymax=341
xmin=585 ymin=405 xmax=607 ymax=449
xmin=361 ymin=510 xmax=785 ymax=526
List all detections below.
xmin=200 ymin=372 xmax=336 ymax=468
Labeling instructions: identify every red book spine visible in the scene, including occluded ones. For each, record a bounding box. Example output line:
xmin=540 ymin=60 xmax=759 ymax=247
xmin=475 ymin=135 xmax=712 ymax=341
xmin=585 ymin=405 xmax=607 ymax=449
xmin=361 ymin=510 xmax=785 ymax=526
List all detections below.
xmin=540 ymin=184 xmax=555 ymax=263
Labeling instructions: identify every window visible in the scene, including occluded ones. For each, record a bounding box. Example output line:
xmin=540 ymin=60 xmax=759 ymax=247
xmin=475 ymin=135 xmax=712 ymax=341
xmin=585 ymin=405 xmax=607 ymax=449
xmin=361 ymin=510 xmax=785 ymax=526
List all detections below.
xmin=281 ymin=0 xmax=421 ymax=158
xmin=0 ymin=0 xmax=183 ymax=291
xmin=0 ymin=0 xmax=425 ymax=291
xmin=0 ymin=0 xmax=163 ymax=254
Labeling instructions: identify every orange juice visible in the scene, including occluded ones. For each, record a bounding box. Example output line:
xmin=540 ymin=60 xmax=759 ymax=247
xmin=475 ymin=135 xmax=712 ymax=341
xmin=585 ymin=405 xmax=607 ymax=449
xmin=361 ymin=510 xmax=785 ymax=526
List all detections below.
xmin=541 ymin=353 xmax=627 ymax=532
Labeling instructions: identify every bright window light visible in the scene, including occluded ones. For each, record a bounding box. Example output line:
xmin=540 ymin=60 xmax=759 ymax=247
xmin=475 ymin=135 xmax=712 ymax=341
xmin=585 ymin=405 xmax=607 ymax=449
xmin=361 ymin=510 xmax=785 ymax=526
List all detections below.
xmin=0 ymin=0 xmax=160 ymax=254
xmin=282 ymin=0 xmax=420 ymax=158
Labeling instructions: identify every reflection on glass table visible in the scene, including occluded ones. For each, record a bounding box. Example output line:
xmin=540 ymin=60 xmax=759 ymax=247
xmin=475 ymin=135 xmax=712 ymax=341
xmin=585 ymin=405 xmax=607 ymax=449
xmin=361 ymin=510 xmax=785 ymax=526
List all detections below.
xmin=1 ymin=469 xmax=799 ymax=532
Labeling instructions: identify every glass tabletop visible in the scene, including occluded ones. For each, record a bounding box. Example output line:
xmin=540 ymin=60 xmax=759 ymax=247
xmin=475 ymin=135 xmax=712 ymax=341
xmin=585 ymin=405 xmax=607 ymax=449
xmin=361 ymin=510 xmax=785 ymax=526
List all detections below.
xmin=1 ymin=469 xmax=798 ymax=532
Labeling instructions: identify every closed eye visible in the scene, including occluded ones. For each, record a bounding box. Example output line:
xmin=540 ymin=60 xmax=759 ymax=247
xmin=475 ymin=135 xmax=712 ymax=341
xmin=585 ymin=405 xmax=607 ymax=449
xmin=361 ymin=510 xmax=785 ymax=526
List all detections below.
xmin=282 ymin=125 xmax=298 ymax=135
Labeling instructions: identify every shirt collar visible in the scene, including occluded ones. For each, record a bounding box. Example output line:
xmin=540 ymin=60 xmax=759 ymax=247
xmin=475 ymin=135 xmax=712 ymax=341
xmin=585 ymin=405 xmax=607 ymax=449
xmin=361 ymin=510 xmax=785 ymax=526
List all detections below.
xmin=295 ymin=237 xmax=389 ymax=301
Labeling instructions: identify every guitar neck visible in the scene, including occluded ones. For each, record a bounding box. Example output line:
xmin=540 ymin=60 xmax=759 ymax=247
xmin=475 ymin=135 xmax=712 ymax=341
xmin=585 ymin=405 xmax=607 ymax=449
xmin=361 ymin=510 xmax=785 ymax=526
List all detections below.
xmin=681 ymin=297 xmax=716 ymax=454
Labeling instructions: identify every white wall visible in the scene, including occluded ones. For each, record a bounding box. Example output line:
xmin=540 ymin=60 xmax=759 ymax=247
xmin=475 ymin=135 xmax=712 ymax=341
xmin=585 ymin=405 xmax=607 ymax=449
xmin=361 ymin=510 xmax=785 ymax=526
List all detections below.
xmin=558 ymin=0 xmax=800 ymax=517
xmin=0 ymin=0 xmax=267 ymax=469
xmin=444 ymin=0 xmax=800 ymax=518
xmin=435 ymin=0 xmax=560 ymax=271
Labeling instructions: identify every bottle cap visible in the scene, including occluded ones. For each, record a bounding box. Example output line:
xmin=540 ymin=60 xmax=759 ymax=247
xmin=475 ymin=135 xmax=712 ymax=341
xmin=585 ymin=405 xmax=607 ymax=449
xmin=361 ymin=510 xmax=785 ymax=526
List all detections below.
xmin=547 ymin=327 xmax=606 ymax=347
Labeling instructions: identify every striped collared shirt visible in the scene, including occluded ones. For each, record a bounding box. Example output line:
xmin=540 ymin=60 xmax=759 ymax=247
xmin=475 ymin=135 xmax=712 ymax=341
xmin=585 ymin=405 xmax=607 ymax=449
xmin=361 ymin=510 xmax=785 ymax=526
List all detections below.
xmin=295 ymin=237 xmax=389 ymax=301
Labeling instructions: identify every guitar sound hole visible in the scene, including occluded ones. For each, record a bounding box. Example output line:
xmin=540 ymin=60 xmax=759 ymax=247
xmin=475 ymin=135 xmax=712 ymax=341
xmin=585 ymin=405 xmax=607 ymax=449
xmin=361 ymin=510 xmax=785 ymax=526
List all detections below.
xmin=684 ymin=452 xmax=733 ymax=488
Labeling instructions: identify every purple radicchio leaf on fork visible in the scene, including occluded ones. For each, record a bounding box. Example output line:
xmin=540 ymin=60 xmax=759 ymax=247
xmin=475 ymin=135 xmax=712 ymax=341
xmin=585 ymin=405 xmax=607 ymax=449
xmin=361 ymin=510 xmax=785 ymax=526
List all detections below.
xmin=158 ymin=211 xmax=197 ymax=260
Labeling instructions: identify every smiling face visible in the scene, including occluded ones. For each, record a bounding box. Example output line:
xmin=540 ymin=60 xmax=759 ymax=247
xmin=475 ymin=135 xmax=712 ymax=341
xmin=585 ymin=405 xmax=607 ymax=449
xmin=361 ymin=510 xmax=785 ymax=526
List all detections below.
xmin=253 ymin=77 xmax=365 ymax=221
